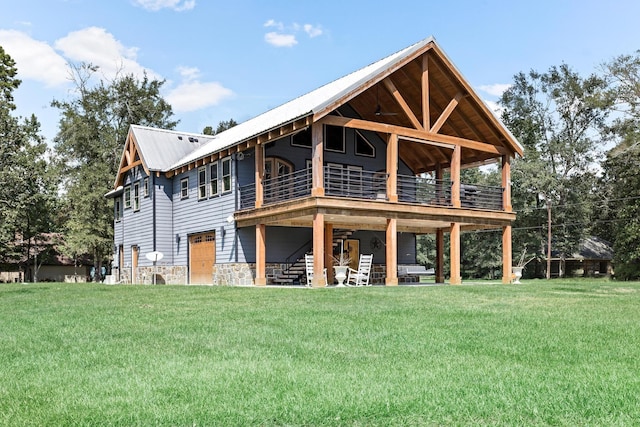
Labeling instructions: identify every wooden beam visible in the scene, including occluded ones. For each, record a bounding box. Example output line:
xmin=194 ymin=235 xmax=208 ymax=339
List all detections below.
xmin=450 ymin=222 xmax=461 ymax=285
xmin=255 ymin=144 xmax=264 ymax=208
xmin=503 ymin=225 xmax=512 ymax=284
xmin=422 ymin=53 xmax=430 ymax=130
xmin=430 ymin=92 xmax=463 ymax=134
xmin=435 ymin=228 xmax=445 ymax=283
xmin=451 ymin=145 xmax=461 ymax=208
xmin=255 ymin=224 xmax=266 ymax=286
xmin=311 ymin=123 xmax=325 ymax=197
xmin=312 ymin=213 xmax=326 ymax=287
xmin=325 ymin=223 xmax=334 ymax=284
xmin=319 ymin=115 xmax=507 ymax=155
xmin=386 ymin=133 xmax=398 ymax=202
xmin=383 ymin=77 xmax=424 ymax=131
xmin=119 ymin=159 xmax=143 ymax=174
xmin=502 ymin=155 xmax=512 ymax=212
xmin=385 ymin=218 xmax=398 ymax=286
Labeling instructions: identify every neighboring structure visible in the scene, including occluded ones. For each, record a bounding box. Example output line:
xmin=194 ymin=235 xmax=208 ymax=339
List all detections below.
xmin=545 ymin=237 xmax=614 ymax=278
xmin=107 ymin=37 xmax=523 ymax=286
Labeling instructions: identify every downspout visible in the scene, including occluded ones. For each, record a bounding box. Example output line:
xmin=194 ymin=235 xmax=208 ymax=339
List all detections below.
xmin=152 ymin=174 xmax=156 ymax=251
xmin=233 ymin=154 xmax=239 ymax=262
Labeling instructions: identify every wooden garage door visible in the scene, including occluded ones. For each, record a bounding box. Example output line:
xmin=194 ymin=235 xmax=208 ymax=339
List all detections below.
xmin=189 ymin=232 xmax=216 ymax=284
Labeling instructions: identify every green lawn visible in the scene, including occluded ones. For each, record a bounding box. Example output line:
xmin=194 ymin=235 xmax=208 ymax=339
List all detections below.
xmin=1 ymin=280 xmax=639 ymax=426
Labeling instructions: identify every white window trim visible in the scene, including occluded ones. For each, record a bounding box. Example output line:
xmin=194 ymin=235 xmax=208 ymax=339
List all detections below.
xmin=180 ymin=178 xmax=189 ymax=199
xmin=209 ymin=161 xmax=219 ymax=197
xmin=355 ymin=130 xmax=376 ymax=158
xmin=324 ymin=125 xmax=345 ymax=153
xmin=133 ymin=182 xmax=140 ymax=211
xmin=143 ymin=177 xmax=149 ymax=197
xmin=221 ymin=157 xmax=232 ymax=194
xmin=124 ymin=185 xmax=131 ymax=209
xmin=115 ymin=198 xmax=122 ymax=222
xmin=198 ymin=166 xmax=207 ymax=200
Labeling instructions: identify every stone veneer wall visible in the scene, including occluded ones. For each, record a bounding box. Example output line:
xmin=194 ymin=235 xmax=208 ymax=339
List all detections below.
xmin=118 ymin=266 xmax=188 ymax=285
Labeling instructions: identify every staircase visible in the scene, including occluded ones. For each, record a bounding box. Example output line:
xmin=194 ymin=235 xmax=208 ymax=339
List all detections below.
xmin=270 ymin=229 xmax=355 ymax=285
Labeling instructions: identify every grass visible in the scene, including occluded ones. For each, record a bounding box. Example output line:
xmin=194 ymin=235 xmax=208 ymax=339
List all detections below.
xmin=1 ymin=280 xmax=639 ymax=426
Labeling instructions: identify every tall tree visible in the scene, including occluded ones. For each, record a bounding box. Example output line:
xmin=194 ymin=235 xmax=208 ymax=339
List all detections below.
xmin=500 ymin=64 xmax=611 ymax=277
xmin=599 ymin=51 xmax=640 ymax=279
xmin=52 ymin=64 xmax=178 ymax=280
xmin=0 ymin=46 xmax=57 ymax=279
xmin=203 ymin=118 xmax=238 ymax=135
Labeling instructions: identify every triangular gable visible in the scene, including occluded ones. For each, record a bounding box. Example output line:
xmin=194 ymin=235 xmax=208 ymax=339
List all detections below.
xmin=114 ymin=128 xmax=149 ymax=188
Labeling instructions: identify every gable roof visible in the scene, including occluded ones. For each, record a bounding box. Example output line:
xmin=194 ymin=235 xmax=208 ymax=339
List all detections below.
xmin=115 ymin=36 xmax=522 ymax=185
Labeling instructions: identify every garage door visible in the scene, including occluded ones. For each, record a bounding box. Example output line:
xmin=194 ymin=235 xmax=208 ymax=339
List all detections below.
xmin=189 ymin=232 xmax=216 ymax=284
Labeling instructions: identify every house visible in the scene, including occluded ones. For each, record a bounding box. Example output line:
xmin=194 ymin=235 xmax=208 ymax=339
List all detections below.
xmin=545 ymin=237 xmax=614 ymax=278
xmin=107 ymin=37 xmax=523 ymax=286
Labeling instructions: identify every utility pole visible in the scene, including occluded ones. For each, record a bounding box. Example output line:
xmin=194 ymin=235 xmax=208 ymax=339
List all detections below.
xmin=546 ymin=202 xmax=552 ymax=280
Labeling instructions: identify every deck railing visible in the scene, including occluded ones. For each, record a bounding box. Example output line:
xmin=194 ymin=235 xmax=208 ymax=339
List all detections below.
xmin=398 ymin=175 xmax=452 ymax=207
xmin=238 ymin=168 xmax=504 ymax=211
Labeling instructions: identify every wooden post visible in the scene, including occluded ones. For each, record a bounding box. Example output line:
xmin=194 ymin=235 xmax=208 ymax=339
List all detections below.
xmin=502 ymin=225 xmax=512 ymax=284
xmin=422 ymin=53 xmax=430 ymax=130
xmin=450 ymin=223 xmax=461 ymax=285
xmin=435 ymin=228 xmax=445 ymax=283
xmin=312 ymin=212 xmax=326 ymax=287
xmin=386 ymin=133 xmax=398 ymax=202
xmin=311 ymin=124 xmax=325 ymax=197
xmin=451 ymin=145 xmax=461 ymax=208
xmin=502 ymin=155 xmax=513 ymax=284
xmin=385 ymin=218 xmax=398 ymax=286
xmin=325 ymin=222 xmax=334 ymax=285
xmin=255 ymin=224 xmax=266 ymax=286
xmin=255 ymin=144 xmax=264 ymax=208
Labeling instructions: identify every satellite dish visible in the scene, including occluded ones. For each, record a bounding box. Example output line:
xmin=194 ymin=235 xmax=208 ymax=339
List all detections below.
xmin=146 ymin=251 xmax=164 ymax=262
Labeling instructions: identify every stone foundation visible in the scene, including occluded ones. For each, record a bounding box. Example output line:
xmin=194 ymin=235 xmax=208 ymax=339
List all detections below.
xmin=212 ymin=263 xmax=256 ymax=286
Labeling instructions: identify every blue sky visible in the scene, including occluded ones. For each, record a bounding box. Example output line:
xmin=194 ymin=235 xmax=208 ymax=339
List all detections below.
xmin=1 ymin=0 xmax=639 ymax=144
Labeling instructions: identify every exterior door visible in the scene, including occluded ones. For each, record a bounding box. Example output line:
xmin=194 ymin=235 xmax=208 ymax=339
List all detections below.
xmin=189 ymin=232 xmax=216 ymax=284
xmin=345 ymin=239 xmax=359 ymax=271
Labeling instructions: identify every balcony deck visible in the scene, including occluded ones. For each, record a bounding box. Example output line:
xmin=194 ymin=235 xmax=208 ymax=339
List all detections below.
xmin=236 ymin=167 xmax=513 ymax=232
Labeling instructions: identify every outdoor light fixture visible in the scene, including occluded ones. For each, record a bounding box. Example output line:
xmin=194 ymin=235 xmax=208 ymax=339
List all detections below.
xmin=175 ymin=233 xmax=180 ymax=244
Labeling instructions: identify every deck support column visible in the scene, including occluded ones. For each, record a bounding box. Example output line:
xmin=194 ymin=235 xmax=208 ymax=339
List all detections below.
xmin=435 ymin=228 xmax=445 ymax=284
xmin=325 ymin=222 xmax=334 ymax=285
xmin=255 ymin=224 xmax=266 ymax=286
xmin=312 ymin=212 xmax=326 ymax=287
xmin=450 ymin=223 xmax=461 ymax=285
xmin=311 ymin=124 xmax=325 ymax=197
xmin=385 ymin=218 xmax=398 ymax=286
xmin=502 ymin=155 xmax=513 ymax=284
xmin=386 ymin=133 xmax=398 ymax=202
xmin=255 ymin=144 xmax=264 ymax=208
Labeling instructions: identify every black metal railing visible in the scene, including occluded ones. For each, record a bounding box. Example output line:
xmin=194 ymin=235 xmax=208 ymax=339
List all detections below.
xmin=238 ymin=168 xmax=504 ymax=211
xmin=324 ymin=166 xmax=388 ymax=200
xmin=398 ymin=175 xmax=452 ymax=207
xmin=460 ymin=182 xmax=503 ymax=210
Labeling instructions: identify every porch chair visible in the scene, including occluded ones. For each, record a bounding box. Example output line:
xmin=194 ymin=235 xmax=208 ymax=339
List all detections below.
xmin=346 ymin=254 xmax=374 ymax=286
xmin=304 ymin=254 xmax=327 ymax=286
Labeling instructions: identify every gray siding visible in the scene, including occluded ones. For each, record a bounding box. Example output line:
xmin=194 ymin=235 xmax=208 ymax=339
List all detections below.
xmin=154 ymin=175 xmax=174 ymax=265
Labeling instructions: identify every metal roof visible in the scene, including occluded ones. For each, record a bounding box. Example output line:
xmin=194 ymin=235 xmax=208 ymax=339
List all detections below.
xmin=129 ymin=125 xmax=216 ymax=171
xmin=167 ymin=37 xmax=436 ymax=170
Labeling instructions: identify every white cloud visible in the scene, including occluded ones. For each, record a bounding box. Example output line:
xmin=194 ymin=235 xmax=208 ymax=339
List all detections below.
xmin=263 ymin=19 xmax=284 ymax=30
xmin=177 ymin=66 xmax=201 ymax=81
xmin=478 ymin=83 xmax=512 ymax=97
xmin=304 ymin=24 xmax=323 ymax=38
xmin=264 ymin=32 xmax=298 ymax=48
xmin=54 ymin=27 xmax=155 ymax=80
xmin=132 ymin=0 xmax=195 ymax=11
xmin=0 ymin=29 xmax=68 ymax=87
xmin=484 ymin=100 xmax=504 ymax=116
xmin=166 ymin=81 xmax=233 ymax=113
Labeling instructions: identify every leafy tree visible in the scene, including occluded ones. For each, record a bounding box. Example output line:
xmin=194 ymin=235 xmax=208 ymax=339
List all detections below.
xmin=203 ymin=118 xmax=238 ymax=136
xmin=0 ymin=46 xmax=57 ymax=280
xmin=52 ymin=64 xmax=178 ymax=281
xmin=500 ymin=64 xmax=611 ymax=277
xmin=599 ymin=51 xmax=640 ymax=279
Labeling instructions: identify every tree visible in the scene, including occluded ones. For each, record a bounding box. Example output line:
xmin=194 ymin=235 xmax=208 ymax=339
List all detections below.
xmin=203 ymin=118 xmax=238 ymax=135
xmin=500 ymin=64 xmax=611 ymax=278
xmin=0 ymin=46 xmax=57 ymax=280
xmin=599 ymin=51 xmax=640 ymax=279
xmin=52 ymin=64 xmax=178 ymax=281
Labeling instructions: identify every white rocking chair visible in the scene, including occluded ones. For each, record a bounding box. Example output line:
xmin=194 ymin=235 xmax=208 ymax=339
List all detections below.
xmin=305 ymin=254 xmax=327 ymax=286
xmin=346 ymin=254 xmax=373 ymax=286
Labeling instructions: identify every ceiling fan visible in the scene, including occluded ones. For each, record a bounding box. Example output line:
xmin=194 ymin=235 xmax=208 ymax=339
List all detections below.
xmin=374 ymin=84 xmax=398 ymax=116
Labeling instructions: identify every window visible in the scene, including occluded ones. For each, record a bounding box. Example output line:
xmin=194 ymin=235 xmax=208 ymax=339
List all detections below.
xmin=291 ymin=128 xmax=312 ymax=148
xmin=221 ymin=158 xmax=231 ymax=193
xmin=198 ymin=167 xmax=207 ymax=199
xmin=143 ymin=177 xmax=149 ymax=197
xmin=355 ymin=131 xmax=375 ymax=157
xmin=124 ymin=186 xmax=131 ymax=209
xmin=180 ymin=178 xmax=189 ymax=199
xmin=325 ymin=125 xmax=345 ymax=152
xmin=209 ymin=161 xmax=218 ymax=196
xmin=133 ymin=182 xmax=140 ymax=211
xmin=114 ymin=198 xmax=122 ymax=222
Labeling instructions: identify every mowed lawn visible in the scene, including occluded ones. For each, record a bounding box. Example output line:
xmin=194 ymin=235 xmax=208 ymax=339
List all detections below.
xmin=1 ymin=280 xmax=639 ymax=426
